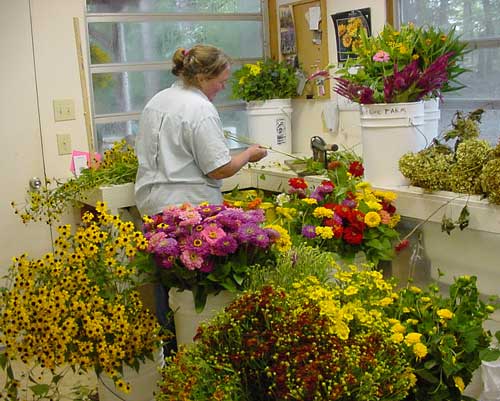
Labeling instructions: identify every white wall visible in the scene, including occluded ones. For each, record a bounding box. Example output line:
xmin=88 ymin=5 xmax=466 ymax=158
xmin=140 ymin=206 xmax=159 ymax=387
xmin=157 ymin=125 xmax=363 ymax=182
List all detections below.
xmin=278 ymin=0 xmax=386 ymax=155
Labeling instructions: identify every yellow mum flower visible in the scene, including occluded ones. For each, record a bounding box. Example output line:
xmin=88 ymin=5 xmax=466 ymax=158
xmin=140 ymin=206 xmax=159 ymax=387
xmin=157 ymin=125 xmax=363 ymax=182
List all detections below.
xmin=344 ymin=285 xmax=358 ymax=296
xmin=420 ymin=297 xmax=431 ymax=303
xmin=249 ymin=63 xmax=261 ymax=76
xmin=365 ymin=200 xmax=383 ymax=211
xmin=264 ymin=224 xmax=292 ymax=253
xmin=437 ymin=309 xmax=454 ymax=320
xmin=391 ymin=333 xmax=404 ymax=343
xmin=378 ymin=297 xmax=393 ymax=306
xmin=405 ymin=332 xmax=422 ymax=345
xmin=391 ymin=323 xmax=406 ymax=334
xmin=364 ymin=211 xmax=381 ymax=227
xmin=409 ymin=286 xmax=422 ymax=294
xmin=413 ymin=342 xmax=428 ymax=359
xmin=388 ymin=214 xmax=401 ymax=228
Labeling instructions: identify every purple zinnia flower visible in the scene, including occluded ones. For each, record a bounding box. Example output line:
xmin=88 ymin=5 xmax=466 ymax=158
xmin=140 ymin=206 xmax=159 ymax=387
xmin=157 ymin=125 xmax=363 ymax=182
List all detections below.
xmin=200 ymin=258 xmax=215 ymax=273
xmin=213 ymin=235 xmax=239 ymax=256
xmin=157 ymin=254 xmax=175 ymax=269
xmin=216 ymin=208 xmax=245 ymax=231
xmin=185 ymin=233 xmax=210 ymax=257
xmin=237 ymin=222 xmax=260 ymax=242
xmin=301 ymin=225 xmax=317 ymax=239
xmin=241 ymin=209 xmax=265 ymax=224
xmin=341 ymin=198 xmax=357 ymax=208
xmin=198 ymin=204 xmax=225 ymax=218
xmin=253 ymin=229 xmax=271 ymax=248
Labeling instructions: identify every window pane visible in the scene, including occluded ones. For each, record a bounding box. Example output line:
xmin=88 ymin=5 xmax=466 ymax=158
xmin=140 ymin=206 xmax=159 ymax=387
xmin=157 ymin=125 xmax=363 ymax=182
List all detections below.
xmin=95 ymin=120 xmax=140 ymax=154
xmin=88 ymin=21 xmax=263 ymax=63
xmin=219 ymin=109 xmax=249 ymax=149
xmin=399 ymin=0 xmax=500 ymax=39
xmin=92 ymin=70 xmax=175 ymax=115
xmin=444 ymin=47 xmax=500 ymax=100
xmin=439 ymin=108 xmax=500 ymax=146
xmin=87 ymin=0 xmax=261 ymax=13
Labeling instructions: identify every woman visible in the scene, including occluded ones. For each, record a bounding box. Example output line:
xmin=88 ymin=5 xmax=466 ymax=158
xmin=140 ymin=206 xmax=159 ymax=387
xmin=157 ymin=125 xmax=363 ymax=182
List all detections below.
xmin=135 ymin=44 xmax=267 ymax=216
xmin=134 ymin=44 xmax=267 ymax=336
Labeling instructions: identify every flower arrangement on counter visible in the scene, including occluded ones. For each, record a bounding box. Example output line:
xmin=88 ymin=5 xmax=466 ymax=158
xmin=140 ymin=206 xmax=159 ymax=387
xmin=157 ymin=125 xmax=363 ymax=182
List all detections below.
xmin=11 ymin=140 xmax=138 ymax=225
xmin=141 ymin=203 xmax=291 ymax=312
xmin=334 ymin=23 xmax=469 ymax=104
xmin=399 ymin=108 xmax=500 ymax=205
xmin=271 ymin=160 xmax=401 ymax=264
xmin=0 ymin=202 xmax=164 ymax=400
xmin=231 ymin=58 xmax=298 ymax=102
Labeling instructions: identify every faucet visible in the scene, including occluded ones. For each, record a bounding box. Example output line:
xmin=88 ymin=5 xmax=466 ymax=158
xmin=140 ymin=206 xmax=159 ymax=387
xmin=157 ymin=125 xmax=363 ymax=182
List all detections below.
xmin=310 ymin=136 xmax=339 ymax=169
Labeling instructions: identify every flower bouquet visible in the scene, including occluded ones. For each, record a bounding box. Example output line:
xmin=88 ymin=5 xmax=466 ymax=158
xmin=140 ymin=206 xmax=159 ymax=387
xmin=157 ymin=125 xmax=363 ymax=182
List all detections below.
xmin=157 ymin=267 xmax=416 ymax=401
xmin=142 ymin=203 xmax=291 ymax=312
xmin=334 ymin=23 xmax=468 ymax=104
xmin=386 ymin=274 xmax=500 ymax=401
xmin=0 ymin=202 xmax=163 ymax=400
xmin=231 ymin=58 xmax=298 ymax=102
xmin=272 ymin=162 xmax=401 ymax=264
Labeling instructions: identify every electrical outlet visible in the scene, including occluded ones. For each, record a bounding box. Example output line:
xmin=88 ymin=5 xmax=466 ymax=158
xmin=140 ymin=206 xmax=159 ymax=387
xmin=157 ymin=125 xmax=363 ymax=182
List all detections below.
xmin=57 ymin=134 xmax=72 ymax=155
xmin=53 ymin=99 xmax=75 ymax=121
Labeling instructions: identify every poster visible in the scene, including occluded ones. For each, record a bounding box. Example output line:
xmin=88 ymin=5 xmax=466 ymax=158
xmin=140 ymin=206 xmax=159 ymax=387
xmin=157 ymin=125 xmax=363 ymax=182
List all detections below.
xmin=279 ymin=5 xmax=296 ymax=55
xmin=331 ymin=8 xmax=371 ymax=62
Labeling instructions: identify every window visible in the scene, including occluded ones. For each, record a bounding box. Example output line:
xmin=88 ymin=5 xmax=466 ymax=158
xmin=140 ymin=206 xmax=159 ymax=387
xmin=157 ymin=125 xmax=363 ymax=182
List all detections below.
xmin=85 ymin=0 xmax=268 ymax=153
xmin=394 ymin=0 xmax=500 ymax=145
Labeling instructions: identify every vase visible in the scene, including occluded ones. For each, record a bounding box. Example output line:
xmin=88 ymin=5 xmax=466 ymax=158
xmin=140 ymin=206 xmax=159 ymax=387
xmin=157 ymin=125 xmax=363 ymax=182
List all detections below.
xmin=246 ymin=98 xmax=293 ymax=163
xmin=360 ymin=101 xmax=425 ymax=187
xmin=168 ymin=288 xmax=235 ymax=346
xmin=421 ymin=97 xmax=441 ymax=148
xmin=97 ymin=347 xmax=164 ymax=401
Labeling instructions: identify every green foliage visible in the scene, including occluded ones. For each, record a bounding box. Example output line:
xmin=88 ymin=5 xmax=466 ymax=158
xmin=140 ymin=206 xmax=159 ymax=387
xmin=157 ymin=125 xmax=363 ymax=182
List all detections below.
xmin=387 ymin=275 xmax=500 ymax=401
xmin=231 ymin=59 xmax=298 ymax=101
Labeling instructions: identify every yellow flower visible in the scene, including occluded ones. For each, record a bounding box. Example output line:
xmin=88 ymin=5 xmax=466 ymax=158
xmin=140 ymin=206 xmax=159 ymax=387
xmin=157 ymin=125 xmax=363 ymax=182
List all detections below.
xmin=437 ymin=309 xmax=454 ymax=319
xmin=454 ymin=376 xmax=465 ymax=392
xmin=249 ymin=63 xmax=261 ymax=76
xmin=413 ymin=342 xmax=428 ymax=359
xmin=344 ymin=285 xmax=358 ymax=296
xmin=264 ymin=224 xmax=292 ymax=253
xmin=391 ymin=333 xmax=404 ymax=343
xmin=313 ymin=207 xmax=334 ymax=219
xmin=365 ymin=200 xmax=382 ymax=211
xmin=420 ymin=296 xmax=431 ymax=303
xmin=409 ymin=286 xmax=422 ymax=294
xmin=391 ymin=323 xmax=406 ymax=334
xmin=364 ymin=211 xmax=381 ymax=227
xmin=315 ymin=226 xmax=334 ymax=239
xmin=405 ymin=332 xmax=422 ymax=345
xmin=302 ymin=198 xmax=318 ymax=205
xmin=378 ymin=297 xmax=393 ymax=306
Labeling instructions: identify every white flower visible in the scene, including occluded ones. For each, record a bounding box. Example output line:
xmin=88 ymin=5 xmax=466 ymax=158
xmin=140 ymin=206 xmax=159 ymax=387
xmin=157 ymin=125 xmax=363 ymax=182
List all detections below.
xmin=276 ymin=193 xmax=290 ymax=206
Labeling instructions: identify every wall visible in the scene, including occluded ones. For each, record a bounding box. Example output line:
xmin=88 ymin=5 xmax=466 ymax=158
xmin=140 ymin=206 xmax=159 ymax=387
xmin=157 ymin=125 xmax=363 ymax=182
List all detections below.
xmin=277 ymin=0 xmax=386 ymax=155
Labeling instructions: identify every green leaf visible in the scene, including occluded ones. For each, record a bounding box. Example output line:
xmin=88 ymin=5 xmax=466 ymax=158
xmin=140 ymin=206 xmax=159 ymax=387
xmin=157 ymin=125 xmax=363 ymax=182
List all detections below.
xmin=479 ymin=348 xmax=500 ymax=362
xmin=441 ymin=214 xmax=456 ymax=235
xmin=30 ymin=384 xmax=50 ymax=396
xmin=458 ymin=205 xmax=470 ymax=230
xmin=194 ymin=288 xmax=208 ymax=313
xmin=415 ymin=368 xmax=440 ymax=383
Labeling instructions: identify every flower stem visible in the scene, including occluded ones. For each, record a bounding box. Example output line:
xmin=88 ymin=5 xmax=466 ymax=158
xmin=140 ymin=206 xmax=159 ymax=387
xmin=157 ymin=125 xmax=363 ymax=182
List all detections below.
xmin=224 ymin=131 xmax=305 ymax=161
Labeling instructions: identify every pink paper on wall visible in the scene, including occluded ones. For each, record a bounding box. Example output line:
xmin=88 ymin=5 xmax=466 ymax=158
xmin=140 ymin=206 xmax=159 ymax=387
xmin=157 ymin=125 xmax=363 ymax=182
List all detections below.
xmin=70 ymin=150 xmax=102 ymax=174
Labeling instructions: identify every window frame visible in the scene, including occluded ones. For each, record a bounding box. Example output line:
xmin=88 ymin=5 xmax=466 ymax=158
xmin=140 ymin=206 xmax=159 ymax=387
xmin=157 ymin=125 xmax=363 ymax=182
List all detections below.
xmin=84 ymin=2 xmax=270 ymax=152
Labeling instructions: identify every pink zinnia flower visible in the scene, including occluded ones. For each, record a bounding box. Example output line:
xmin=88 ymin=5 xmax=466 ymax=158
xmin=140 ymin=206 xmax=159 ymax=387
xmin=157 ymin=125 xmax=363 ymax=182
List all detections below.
xmin=201 ymin=225 xmax=226 ymax=245
xmin=178 ymin=209 xmax=202 ymax=227
xmin=379 ymin=210 xmax=391 ymax=224
xmin=180 ymin=249 xmax=204 ymax=270
xmin=373 ymin=50 xmax=390 ymax=62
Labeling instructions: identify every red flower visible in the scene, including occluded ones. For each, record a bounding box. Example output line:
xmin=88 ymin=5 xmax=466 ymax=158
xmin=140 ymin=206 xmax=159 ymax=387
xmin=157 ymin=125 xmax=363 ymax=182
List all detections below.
xmin=323 ymin=202 xmax=337 ymax=210
xmin=332 ymin=224 xmax=344 ymax=238
xmin=347 ymin=210 xmax=366 ymax=231
xmin=334 ymin=204 xmax=352 ymax=219
xmin=348 ymin=161 xmax=364 ymax=177
xmin=327 ymin=160 xmax=342 ymax=170
xmin=343 ymin=226 xmax=363 ymax=245
xmin=395 ymin=239 xmax=410 ymax=252
xmin=288 ymin=177 xmax=308 ymax=190
xmin=382 ymin=200 xmax=396 ymax=215
xmin=321 ymin=180 xmax=335 ymax=188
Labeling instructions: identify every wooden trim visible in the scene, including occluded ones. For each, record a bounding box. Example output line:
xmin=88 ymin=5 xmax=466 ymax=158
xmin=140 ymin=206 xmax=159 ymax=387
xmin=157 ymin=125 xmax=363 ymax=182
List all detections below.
xmin=268 ymin=0 xmax=278 ymax=60
xmin=386 ymin=0 xmax=395 ymax=25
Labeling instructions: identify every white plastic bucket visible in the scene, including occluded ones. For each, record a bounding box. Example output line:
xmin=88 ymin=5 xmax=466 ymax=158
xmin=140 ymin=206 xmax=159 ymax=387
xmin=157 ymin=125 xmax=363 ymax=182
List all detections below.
xmin=247 ymin=98 xmax=293 ymax=162
xmin=168 ymin=288 xmax=235 ymax=346
xmin=360 ymin=101 xmax=425 ymax=187
xmin=97 ymin=347 xmax=164 ymax=401
xmin=422 ymin=98 xmax=441 ymax=148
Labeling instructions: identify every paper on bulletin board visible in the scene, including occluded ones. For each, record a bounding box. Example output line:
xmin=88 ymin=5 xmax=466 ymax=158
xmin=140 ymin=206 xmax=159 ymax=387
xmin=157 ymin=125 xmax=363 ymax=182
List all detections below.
xmin=279 ymin=5 xmax=297 ymax=55
xmin=308 ymin=6 xmax=321 ymax=30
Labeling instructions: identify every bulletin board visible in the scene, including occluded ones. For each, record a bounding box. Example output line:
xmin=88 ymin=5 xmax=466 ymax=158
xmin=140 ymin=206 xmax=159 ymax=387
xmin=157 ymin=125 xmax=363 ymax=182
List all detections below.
xmin=281 ymin=0 xmax=330 ymax=100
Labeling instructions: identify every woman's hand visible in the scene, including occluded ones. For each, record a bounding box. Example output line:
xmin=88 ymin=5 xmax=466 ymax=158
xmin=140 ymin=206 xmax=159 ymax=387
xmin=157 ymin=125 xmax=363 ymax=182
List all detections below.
xmin=247 ymin=144 xmax=268 ymax=162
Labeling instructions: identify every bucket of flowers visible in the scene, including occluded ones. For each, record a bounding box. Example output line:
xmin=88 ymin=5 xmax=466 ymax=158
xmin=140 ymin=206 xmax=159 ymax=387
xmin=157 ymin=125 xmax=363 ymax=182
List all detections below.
xmin=0 ymin=202 xmax=165 ymax=401
xmin=141 ymin=203 xmax=291 ymax=345
xmin=156 ymin=265 xmax=417 ymax=401
xmin=271 ymin=160 xmax=401 ymax=265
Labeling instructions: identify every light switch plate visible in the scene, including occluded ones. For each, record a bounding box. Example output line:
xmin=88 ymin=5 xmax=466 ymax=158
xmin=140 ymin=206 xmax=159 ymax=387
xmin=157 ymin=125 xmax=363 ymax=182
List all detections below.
xmin=53 ymin=99 xmax=75 ymax=121
xmin=56 ymin=134 xmax=72 ymax=155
